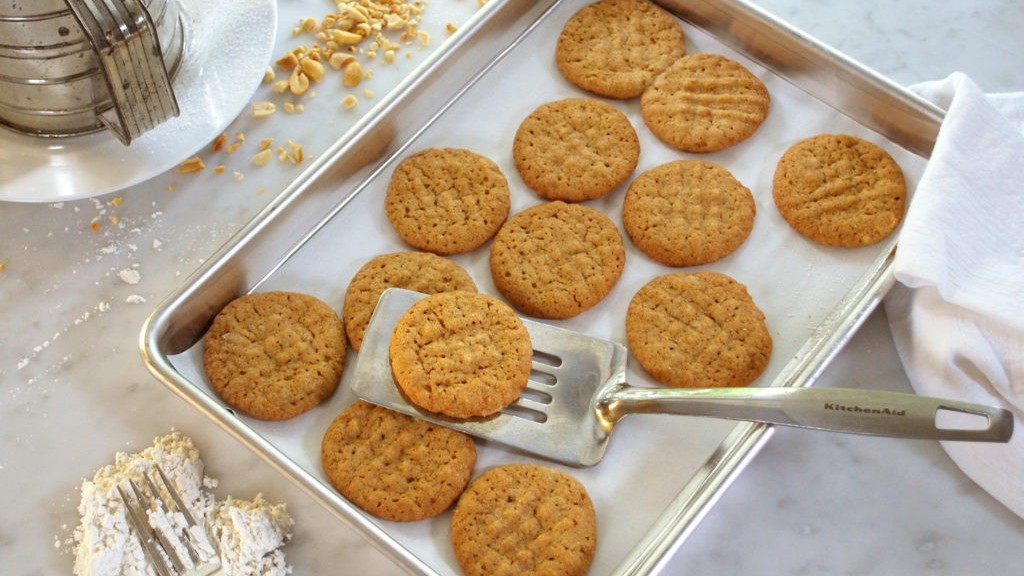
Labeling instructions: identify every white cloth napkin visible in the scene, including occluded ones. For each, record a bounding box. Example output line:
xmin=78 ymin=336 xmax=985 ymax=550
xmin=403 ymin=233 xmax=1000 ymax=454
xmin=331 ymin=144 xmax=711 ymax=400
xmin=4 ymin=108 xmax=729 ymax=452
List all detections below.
xmin=884 ymin=72 xmax=1024 ymax=519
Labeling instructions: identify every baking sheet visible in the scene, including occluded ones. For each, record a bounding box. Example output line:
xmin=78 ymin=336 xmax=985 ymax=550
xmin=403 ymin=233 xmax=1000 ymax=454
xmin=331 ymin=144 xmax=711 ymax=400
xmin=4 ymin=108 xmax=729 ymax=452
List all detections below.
xmin=144 ymin=0 xmax=937 ymax=573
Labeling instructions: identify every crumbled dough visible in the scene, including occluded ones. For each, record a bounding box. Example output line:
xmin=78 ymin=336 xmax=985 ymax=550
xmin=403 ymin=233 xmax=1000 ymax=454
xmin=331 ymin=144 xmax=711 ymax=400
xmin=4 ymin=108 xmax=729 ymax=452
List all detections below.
xmin=72 ymin=432 xmax=294 ymax=576
xmin=117 ymin=268 xmax=141 ymax=285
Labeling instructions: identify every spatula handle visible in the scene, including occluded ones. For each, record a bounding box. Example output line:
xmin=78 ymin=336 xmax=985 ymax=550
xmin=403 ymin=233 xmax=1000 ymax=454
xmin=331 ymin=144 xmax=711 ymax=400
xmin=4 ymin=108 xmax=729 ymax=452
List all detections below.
xmin=603 ymin=385 xmax=1014 ymax=442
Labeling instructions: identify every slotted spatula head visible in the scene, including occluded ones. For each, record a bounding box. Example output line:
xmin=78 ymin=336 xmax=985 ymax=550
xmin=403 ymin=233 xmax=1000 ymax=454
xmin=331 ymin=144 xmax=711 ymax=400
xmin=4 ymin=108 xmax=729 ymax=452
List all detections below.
xmin=351 ymin=287 xmax=627 ymax=466
xmin=352 ymin=288 xmax=1014 ymax=467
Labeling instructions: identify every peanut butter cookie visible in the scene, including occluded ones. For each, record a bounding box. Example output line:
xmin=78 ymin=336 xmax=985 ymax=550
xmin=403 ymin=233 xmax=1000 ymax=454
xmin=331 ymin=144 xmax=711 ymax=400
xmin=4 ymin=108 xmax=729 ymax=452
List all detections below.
xmin=385 ymin=147 xmax=510 ymax=255
xmin=772 ymin=133 xmax=906 ymax=247
xmin=203 ymin=291 xmax=346 ymax=421
xmin=321 ymin=401 xmax=476 ymax=521
xmin=389 ymin=291 xmax=532 ymax=419
xmin=556 ymin=0 xmax=686 ymax=99
xmin=626 ymin=271 xmax=772 ymax=388
xmin=641 ymin=53 xmax=770 ymax=152
xmin=451 ymin=464 xmax=597 ymax=576
xmin=623 ymin=159 xmax=755 ymax=266
xmin=513 ymin=98 xmax=640 ymax=202
xmin=490 ymin=201 xmax=626 ymax=319
xmin=342 ymin=251 xmax=477 ymax=351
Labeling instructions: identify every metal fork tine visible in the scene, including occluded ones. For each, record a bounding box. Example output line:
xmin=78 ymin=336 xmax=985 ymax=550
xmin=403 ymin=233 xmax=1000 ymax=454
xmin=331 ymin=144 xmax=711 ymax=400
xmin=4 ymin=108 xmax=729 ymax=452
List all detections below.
xmin=118 ymin=482 xmax=176 ymax=576
xmin=152 ymin=464 xmax=219 ymax=564
xmin=117 ymin=465 xmax=223 ymax=576
xmin=154 ymin=465 xmax=195 ymax=525
xmin=129 ymin=476 xmax=190 ymax=573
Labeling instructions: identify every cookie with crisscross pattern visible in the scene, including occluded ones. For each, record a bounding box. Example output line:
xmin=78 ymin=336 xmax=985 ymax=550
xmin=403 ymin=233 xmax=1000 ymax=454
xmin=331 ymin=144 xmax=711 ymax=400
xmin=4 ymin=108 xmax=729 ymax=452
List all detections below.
xmin=451 ymin=464 xmax=596 ymax=576
xmin=626 ymin=271 xmax=772 ymax=388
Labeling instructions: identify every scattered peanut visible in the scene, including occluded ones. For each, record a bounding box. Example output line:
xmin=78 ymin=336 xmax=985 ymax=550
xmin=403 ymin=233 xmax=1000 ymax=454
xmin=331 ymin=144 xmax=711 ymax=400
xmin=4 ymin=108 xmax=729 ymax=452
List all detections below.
xmin=286 ymin=140 xmax=303 ymax=164
xmin=384 ymin=13 xmax=405 ymax=31
xmin=332 ymin=29 xmax=363 ymax=45
xmin=275 ymin=52 xmax=299 ymax=71
xmin=329 ymin=52 xmax=356 ymax=70
xmin=252 ymin=149 xmax=273 ymax=166
xmin=212 ymin=132 xmax=227 ymax=152
xmin=339 ymin=5 xmax=368 ymax=25
xmin=272 ymin=79 xmax=290 ymax=93
xmin=176 ymin=156 xmax=205 ymax=173
xmin=271 ymin=0 xmax=435 ymax=101
xmin=289 ymin=70 xmax=311 ymax=95
xmin=301 ymin=58 xmax=325 ymax=82
xmin=252 ymin=101 xmax=277 ymax=118
xmin=226 ymin=0 xmax=485 ymax=180
xmin=342 ymin=61 xmax=363 ymax=87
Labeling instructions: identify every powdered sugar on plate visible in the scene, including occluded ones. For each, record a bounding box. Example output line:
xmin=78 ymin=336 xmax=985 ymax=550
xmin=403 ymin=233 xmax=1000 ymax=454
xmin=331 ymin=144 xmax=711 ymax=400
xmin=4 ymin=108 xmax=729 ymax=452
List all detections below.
xmin=72 ymin=431 xmax=294 ymax=576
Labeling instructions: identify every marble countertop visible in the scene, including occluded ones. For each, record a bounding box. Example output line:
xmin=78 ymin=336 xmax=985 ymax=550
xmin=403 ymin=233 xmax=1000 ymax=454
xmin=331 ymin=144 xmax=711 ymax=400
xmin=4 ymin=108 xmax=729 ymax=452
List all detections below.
xmin=2 ymin=1 xmax=1022 ymax=574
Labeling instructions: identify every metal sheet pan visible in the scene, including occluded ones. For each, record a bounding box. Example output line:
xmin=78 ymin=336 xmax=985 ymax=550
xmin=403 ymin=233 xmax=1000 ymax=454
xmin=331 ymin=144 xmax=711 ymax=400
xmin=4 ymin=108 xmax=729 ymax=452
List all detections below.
xmin=141 ymin=1 xmax=943 ymax=573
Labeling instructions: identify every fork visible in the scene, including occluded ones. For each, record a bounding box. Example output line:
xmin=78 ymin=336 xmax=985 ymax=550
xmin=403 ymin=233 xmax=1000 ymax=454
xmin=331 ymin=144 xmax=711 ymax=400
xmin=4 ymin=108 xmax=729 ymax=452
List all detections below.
xmin=117 ymin=464 xmax=222 ymax=576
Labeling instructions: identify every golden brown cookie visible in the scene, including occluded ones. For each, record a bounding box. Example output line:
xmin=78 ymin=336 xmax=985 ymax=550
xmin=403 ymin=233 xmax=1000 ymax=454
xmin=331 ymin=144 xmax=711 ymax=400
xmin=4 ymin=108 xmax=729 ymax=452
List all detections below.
xmin=772 ymin=134 xmax=907 ymax=247
xmin=623 ymin=159 xmax=756 ymax=266
xmin=342 ymin=251 xmax=477 ymax=351
xmin=203 ymin=291 xmax=346 ymax=421
xmin=626 ymin=271 xmax=772 ymax=388
xmin=513 ymin=98 xmax=640 ymax=202
xmin=451 ymin=464 xmax=597 ymax=576
xmin=385 ymin=148 xmax=511 ymax=255
xmin=556 ymin=0 xmax=686 ymax=99
xmin=389 ymin=291 xmax=532 ymax=419
xmin=321 ymin=401 xmax=477 ymax=522
xmin=490 ymin=201 xmax=626 ymax=319
xmin=640 ymin=53 xmax=770 ymax=153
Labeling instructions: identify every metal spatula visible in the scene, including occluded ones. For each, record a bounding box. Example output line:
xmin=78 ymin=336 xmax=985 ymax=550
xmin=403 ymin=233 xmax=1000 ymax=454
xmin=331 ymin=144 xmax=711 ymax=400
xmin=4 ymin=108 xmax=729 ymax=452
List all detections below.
xmin=351 ymin=288 xmax=1014 ymax=467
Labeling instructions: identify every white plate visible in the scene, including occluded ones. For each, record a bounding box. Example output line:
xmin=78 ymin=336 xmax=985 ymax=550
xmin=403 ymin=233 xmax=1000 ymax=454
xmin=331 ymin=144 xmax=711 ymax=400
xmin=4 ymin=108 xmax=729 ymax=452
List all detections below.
xmin=0 ymin=0 xmax=277 ymax=203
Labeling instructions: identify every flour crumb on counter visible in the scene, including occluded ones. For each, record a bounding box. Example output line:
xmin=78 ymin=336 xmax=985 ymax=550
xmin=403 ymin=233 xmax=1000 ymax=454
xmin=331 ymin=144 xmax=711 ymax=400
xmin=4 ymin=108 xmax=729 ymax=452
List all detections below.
xmin=117 ymin=267 xmax=141 ymax=285
xmin=72 ymin=432 xmax=294 ymax=576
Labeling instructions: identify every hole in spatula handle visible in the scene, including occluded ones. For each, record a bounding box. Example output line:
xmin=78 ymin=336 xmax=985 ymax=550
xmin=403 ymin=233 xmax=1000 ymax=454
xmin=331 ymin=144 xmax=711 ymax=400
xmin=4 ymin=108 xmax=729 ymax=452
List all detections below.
xmin=935 ymin=406 xmax=992 ymax=431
